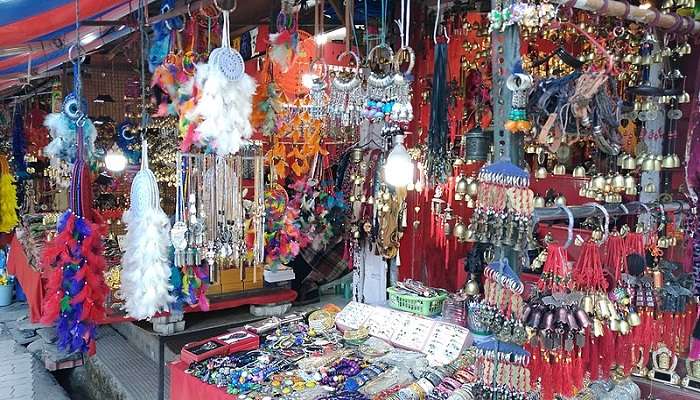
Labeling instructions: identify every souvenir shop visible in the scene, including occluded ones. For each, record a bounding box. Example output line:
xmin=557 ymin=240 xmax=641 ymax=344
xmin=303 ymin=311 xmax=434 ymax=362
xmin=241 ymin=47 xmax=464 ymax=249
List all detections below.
xmin=1 ymin=0 xmax=700 ymax=399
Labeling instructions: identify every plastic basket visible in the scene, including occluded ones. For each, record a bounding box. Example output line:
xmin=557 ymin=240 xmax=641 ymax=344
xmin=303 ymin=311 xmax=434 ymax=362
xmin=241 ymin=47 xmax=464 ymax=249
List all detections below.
xmin=386 ymin=287 xmax=447 ymax=316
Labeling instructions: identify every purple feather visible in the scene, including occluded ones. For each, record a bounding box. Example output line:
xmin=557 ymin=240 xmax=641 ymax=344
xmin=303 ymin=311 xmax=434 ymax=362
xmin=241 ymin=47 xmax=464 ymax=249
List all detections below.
xmin=57 ymin=211 xmax=72 ymax=232
xmin=75 ymin=217 xmax=92 ymax=237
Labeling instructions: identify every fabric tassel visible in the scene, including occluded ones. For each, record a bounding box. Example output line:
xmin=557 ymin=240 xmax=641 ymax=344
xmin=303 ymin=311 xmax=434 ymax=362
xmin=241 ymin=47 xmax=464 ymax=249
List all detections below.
xmin=605 ymin=233 xmax=626 ymax=283
xmin=426 ymin=42 xmax=449 ymax=182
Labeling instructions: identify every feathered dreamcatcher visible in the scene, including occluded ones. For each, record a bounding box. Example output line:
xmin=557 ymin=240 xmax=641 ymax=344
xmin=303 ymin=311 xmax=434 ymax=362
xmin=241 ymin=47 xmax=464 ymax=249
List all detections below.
xmin=264 ymin=185 xmax=310 ymax=271
xmin=181 ymin=6 xmax=256 ymax=155
xmin=289 ymin=178 xmax=347 ymax=251
xmin=44 ymin=93 xmax=98 ymax=165
xmin=268 ymin=0 xmax=299 ymax=73
xmin=267 ymin=106 xmax=328 ymax=179
xmin=0 ymin=155 xmax=19 ymax=233
xmin=120 ymin=140 xmax=173 ymax=320
xmin=40 ymin=56 xmax=108 ymax=355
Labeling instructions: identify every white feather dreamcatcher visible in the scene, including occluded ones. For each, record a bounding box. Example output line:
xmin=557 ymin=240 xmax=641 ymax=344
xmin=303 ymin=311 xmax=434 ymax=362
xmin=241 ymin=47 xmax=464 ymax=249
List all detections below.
xmin=187 ymin=7 xmax=256 ymax=156
xmin=44 ymin=94 xmax=97 ymax=163
xmin=120 ymin=140 xmax=174 ymax=320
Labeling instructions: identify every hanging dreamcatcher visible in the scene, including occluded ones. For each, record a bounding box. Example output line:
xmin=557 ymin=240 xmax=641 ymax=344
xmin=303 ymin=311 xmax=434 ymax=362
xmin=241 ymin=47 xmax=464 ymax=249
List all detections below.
xmin=268 ymin=0 xmax=299 ymax=73
xmin=41 ymin=47 xmax=108 ymax=355
xmin=183 ymin=0 xmax=256 ymax=156
xmin=120 ymin=140 xmax=174 ymax=320
xmin=43 ymin=88 xmax=98 ymax=166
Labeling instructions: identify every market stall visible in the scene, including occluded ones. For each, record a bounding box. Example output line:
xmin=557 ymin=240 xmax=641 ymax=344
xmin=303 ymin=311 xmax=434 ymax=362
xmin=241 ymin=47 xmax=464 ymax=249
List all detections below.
xmin=1 ymin=0 xmax=700 ymax=398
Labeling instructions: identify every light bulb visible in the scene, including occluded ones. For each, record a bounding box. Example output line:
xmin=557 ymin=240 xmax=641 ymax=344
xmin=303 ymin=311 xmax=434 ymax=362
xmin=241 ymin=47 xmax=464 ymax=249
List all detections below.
xmin=105 ymin=144 xmax=127 ymax=172
xmin=384 ymin=134 xmax=414 ymax=187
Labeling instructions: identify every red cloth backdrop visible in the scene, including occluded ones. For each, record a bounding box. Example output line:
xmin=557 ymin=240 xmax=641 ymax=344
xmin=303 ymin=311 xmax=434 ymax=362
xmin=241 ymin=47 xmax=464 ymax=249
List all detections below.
xmin=6 ymin=235 xmax=43 ymax=322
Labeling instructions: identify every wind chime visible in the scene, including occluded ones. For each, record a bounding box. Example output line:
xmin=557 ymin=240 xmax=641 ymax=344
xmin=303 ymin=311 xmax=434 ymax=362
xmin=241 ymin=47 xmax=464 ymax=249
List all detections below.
xmin=41 ymin=49 xmax=108 ymax=355
xmin=468 ymin=160 xmax=534 ymax=251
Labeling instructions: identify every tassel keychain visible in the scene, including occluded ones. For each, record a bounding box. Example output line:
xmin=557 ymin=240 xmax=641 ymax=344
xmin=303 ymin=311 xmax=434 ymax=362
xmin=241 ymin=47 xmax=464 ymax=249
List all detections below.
xmin=605 ymin=231 xmax=626 ymax=283
xmin=573 ymin=240 xmax=608 ymax=292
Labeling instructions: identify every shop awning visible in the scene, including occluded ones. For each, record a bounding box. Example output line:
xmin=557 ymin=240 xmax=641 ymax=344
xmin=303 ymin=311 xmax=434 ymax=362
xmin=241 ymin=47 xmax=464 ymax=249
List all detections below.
xmin=0 ymin=0 xmax=156 ymax=92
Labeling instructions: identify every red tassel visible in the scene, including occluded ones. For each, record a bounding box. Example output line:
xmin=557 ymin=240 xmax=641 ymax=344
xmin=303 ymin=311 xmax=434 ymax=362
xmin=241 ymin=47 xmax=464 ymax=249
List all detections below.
xmin=590 ymin=336 xmax=600 ymax=380
xmin=604 ymin=234 xmax=625 ymax=283
xmin=542 ymin=353 xmax=554 ymax=400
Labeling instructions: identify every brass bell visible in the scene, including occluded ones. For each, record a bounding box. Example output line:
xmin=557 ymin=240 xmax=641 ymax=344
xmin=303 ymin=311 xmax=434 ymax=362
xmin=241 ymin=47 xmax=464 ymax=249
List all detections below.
xmin=579 ymin=186 xmax=588 ymax=197
xmin=678 ymin=91 xmax=691 ymax=103
xmin=593 ymin=318 xmax=605 ymax=337
xmin=619 ymin=320 xmax=631 ymax=335
xmin=582 ymin=295 xmax=594 ymax=314
xmin=465 ymin=274 xmax=480 ymax=296
xmin=454 ymin=218 xmax=467 ymax=241
xmin=586 ymin=189 xmax=598 ymax=198
xmin=640 ymin=55 xmax=652 ymax=65
xmin=554 ymin=195 xmax=567 ymax=206
xmin=628 ymin=310 xmax=642 ymax=327
xmin=625 ymin=186 xmax=637 ymax=196
xmin=623 ymin=54 xmax=633 ymax=63
xmin=644 ymin=183 xmax=657 ymax=193
xmin=672 ymin=154 xmax=681 ymax=168
xmin=624 ymin=175 xmax=636 ymax=190
xmin=533 ymin=196 xmax=546 ymax=208
xmin=597 ymin=297 xmax=611 ymax=318
xmin=572 ymin=166 xmax=586 ymax=178
xmin=631 ymin=55 xmax=642 ymax=65
xmin=612 ymin=173 xmax=626 ymax=190
xmin=617 ymin=155 xmax=626 ymax=168
xmin=351 ymin=147 xmax=364 ymax=163
xmin=623 ymin=155 xmax=637 ymax=170
xmin=535 ymin=167 xmax=548 ymax=179
xmin=592 ymin=175 xmax=607 ymax=190
xmin=662 ymin=154 xmax=676 ymax=169
xmin=607 ymin=302 xmax=620 ymax=320
xmin=595 ymin=192 xmax=605 ymax=202
xmin=636 ymin=154 xmax=645 ymax=167
xmin=654 ymin=155 xmax=663 ymax=171
xmin=610 ymin=319 xmax=621 ymax=332
xmin=466 ymin=197 xmax=476 ymax=208
xmin=466 ymin=180 xmax=479 ymax=197
xmin=453 ymin=157 xmax=464 ymax=167
xmin=553 ymin=164 xmax=566 ymax=175
xmin=641 ymin=157 xmax=656 ymax=171
xmin=652 ymin=52 xmax=662 ymax=64
xmin=455 ymin=174 xmax=469 ymax=196
xmin=657 ymin=236 xmax=669 ymax=248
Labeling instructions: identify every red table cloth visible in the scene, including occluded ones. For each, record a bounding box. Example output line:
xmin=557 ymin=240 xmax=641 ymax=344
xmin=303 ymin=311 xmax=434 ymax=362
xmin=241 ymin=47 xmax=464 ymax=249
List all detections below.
xmin=6 ymin=235 xmax=43 ymax=322
xmin=170 ymin=360 xmax=234 ymax=400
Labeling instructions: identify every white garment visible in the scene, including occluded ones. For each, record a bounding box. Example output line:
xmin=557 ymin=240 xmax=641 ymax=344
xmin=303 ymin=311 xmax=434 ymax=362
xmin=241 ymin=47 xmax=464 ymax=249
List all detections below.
xmin=362 ymin=244 xmax=388 ymax=306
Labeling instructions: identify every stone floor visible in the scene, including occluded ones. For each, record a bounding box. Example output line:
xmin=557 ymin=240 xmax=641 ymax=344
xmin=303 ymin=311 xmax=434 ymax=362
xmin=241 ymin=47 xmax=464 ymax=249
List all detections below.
xmin=0 ymin=302 xmax=70 ymax=400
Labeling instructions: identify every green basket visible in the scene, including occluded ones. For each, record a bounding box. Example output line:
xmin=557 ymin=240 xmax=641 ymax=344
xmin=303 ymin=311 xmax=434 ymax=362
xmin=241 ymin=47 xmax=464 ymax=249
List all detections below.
xmin=386 ymin=287 xmax=447 ymax=316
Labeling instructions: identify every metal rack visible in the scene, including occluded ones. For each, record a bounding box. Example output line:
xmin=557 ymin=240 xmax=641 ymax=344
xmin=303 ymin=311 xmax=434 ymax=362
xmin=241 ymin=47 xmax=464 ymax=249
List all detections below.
xmin=532 ymin=200 xmax=689 ymax=223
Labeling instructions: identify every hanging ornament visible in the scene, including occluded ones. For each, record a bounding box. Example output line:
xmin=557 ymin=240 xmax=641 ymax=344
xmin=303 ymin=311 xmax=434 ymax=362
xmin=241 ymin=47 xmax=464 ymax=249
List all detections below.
xmin=328 ymin=51 xmax=363 ymax=128
xmin=184 ymin=3 xmax=256 ymax=155
xmin=268 ymin=0 xmax=299 ymax=73
xmin=504 ymin=65 xmax=533 ymax=133
xmin=12 ymin=106 xmax=28 ymax=178
xmin=43 ymin=91 xmax=98 ymax=165
xmin=0 ymin=156 xmax=19 ymax=233
xmin=120 ymin=140 xmax=174 ymax=320
xmin=426 ymin=10 xmax=450 ymax=182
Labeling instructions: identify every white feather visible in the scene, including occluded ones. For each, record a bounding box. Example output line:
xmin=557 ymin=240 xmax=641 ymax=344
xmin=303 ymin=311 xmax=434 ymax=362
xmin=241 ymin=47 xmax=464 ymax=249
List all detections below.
xmin=120 ymin=167 xmax=174 ymax=320
xmin=190 ymin=64 xmax=257 ymax=155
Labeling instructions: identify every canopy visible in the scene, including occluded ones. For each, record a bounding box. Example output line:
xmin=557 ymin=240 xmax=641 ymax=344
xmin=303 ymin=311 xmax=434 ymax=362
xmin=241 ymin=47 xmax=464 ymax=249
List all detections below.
xmin=0 ymin=0 xmax=156 ymax=92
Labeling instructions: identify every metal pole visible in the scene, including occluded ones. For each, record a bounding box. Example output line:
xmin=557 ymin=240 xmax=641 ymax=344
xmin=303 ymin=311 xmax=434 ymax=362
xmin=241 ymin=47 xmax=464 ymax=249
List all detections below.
xmin=532 ymin=201 xmax=688 ymax=222
xmin=158 ymin=337 xmax=165 ymax=400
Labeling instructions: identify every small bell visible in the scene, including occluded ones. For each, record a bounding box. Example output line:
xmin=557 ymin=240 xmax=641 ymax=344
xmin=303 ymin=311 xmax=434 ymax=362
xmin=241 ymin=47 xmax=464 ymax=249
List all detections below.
xmin=597 ymin=297 xmax=611 ymax=318
xmin=657 ymin=236 xmax=669 ymax=248
xmin=672 ymin=154 xmax=681 ymax=168
xmin=609 ymin=319 xmax=621 ymax=332
xmin=465 ymin=274 xmax=480 ymax=296
xmin=678 ymin=91 xmax=691 ymax=103
xmin=582 ymin=295 xmax=594 ymax=313
xmin=453 ymin=218 xmax=467 ymax=241
xmin=593 ymin=318 xmax=605 ymax=337
xmin=641 ymin=157 xmax=656 ymax=171
xmin=572 ymin=166 xmax=586 ymax=178
xmin=628 ymin=310 xmax=642 ymax=327
xmin=623 ymin=155 xmax=637 ymax=170
xmin=533 ymin=196 xmax=546 ymax=208
xmin=653 ymin=155 xmax=662 ymax=171
xmin=466 ymin=180 xmax=479 ymax=197
xmin=553 ymin=164 xmax=566 ymax=175
xmin=644 ymin=183 xmax=657 ymax=193
xmin=624 ymin=175 xmax=636 ymax=190
xmin=592 ymin=175 xmax=607 ymax=190
xmin=554 ymin=195 xmax=567 ymax=206
xmin=612 ymin=174 xmax=626 ymax=190
xmin=662 ymin=154 xmax=676 ymax=169
xmin=535 ymin=167 xmax=548 ymax=179
xmin=351 ymin=148 xmax=364 ymax=163
xmin=652 ymin=52 xmax=662 ymax=64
